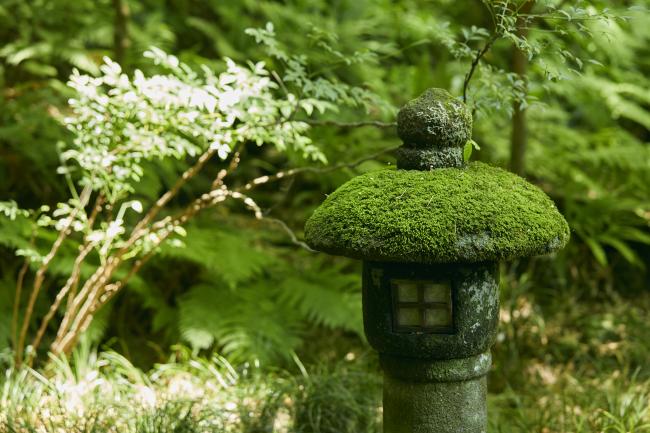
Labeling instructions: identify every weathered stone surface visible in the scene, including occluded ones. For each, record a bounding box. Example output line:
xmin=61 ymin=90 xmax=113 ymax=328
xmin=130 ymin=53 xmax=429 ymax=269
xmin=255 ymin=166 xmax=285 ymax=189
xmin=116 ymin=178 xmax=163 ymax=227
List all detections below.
xmin=362 ymin=261 xmax=499 ymax=360
xmin=380 ymin=352 xmax=491 ymax=382
xmin=396 ymin=88 xmax=472 ymax=149
xmin=383 ymin=371 xmax=487 ymax=433
xmin=305 ymin=162 xmax=570 ymax=264
xmin=395 ymin=146 xmax=463 ymax=170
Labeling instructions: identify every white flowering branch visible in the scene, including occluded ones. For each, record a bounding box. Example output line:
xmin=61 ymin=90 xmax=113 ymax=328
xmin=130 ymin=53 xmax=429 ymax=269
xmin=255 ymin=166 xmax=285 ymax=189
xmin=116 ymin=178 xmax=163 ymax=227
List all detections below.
xmin=8 ymin=27 xmax=391 ymax=364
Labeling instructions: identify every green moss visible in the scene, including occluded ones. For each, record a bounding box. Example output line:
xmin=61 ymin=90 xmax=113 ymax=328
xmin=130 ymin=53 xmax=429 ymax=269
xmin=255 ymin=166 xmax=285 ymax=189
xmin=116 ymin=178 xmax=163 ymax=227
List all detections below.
xmin=305 ymin=162 xmax=570 ymax=263
xmin=396 ymin=88 xmax=472 ymax=149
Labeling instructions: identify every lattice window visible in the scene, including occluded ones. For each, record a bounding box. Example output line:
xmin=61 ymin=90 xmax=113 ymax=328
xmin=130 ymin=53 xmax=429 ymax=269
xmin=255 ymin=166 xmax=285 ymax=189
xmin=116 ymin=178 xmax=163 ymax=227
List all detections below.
xmin=391 ymin=279 xmax=453 ymax=333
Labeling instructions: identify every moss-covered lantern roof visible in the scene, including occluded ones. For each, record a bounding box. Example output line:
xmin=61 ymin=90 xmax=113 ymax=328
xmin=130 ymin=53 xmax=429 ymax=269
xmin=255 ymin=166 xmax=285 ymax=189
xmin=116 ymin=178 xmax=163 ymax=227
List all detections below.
xmin=304 ymin=88 xmax=569 ymax=264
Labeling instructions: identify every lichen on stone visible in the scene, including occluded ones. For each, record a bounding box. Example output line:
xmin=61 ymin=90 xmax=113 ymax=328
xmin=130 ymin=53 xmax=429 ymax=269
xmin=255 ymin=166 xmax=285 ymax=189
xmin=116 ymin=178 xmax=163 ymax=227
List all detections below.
xmin=396 ymin=88 xmax=472 ymax=149
xmin=396 ymin=146 xmax=463 ymax=170
xmin=305 ymin=162 xmax=570 ymax=263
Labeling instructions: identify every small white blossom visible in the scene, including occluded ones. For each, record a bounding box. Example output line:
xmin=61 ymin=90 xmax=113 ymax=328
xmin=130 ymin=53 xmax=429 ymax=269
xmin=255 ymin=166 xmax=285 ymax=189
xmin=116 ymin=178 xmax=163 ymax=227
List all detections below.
xmin=130 ymin=201 xmax=143 ymax=213
xmin=106 ymin=221 xmax=124 ymax=238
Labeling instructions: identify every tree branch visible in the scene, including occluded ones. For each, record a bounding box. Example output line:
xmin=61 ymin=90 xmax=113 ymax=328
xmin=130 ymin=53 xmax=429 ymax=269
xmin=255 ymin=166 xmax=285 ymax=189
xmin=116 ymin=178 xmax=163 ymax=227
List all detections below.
xmin=132 ymin=147 xmax=218 ymax=237
xmin=27 ymin=242 xmax=95 ymax=366
xmin=65 ymin=194 xmax=104 ymax=312
xmin=11 ymin=231 xmax=35 ymax=352
xmin=303 ymin=119 xmax=396 ymax=128
xmin=51 ymin=258 xmax=118 ymax=355
xmin=265 ymin=218 xmax=315 ymax=252
xmin=239 ymin=145 xmax=398 ymax=192
xmin=53 ymin=259 xmax=111 ymax=349
xmin=211 ymin=149 xmax=241 ymax=190
xmin=462 ymin=34 xmax=498 ymax=103
xmin=15 ymin=186 xmax=91 ymax=366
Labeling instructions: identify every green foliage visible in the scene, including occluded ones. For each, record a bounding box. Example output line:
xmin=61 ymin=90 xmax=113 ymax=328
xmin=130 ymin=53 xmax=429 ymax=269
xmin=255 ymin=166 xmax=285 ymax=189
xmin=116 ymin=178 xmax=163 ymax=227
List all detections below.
xmin=305 ymin=163 xmax=569 ymax=263
xmin=291 ymin=365 xmax=381 ymax=433
xmin=0 ymin=2 xmax=648 ymax=424
xmin=168 ymin=224 xmax=363 ymax=364
xmin=3 ymin=285 xmax=650 ymax=433
xmin=64 ymin=43 xmax=336 ymax=202
xmin=245 ymin=23 xmax=385 ymax=116
xmin=0 ymin=0 xmax=112 ymax=208
xmin=0 ymin=206 xmax=32 ymax=252
xmin=0 ymin=347 xmax=382 ymax=433
xmin=0 ymin=17 xmax=383 ymax=363
xmin=160 ymin=225 xmax=276 ymax=290
xmin=488 ymin=266 xmax=650 ymax=432
xmin=472 ymin=2 xmax=650 ymax=272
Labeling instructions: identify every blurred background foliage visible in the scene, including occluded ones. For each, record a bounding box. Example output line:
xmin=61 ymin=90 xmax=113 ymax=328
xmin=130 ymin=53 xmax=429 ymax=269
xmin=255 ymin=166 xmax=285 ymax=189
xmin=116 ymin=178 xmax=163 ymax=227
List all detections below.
xmin=0 ymin=0 xmax=649 ymax=431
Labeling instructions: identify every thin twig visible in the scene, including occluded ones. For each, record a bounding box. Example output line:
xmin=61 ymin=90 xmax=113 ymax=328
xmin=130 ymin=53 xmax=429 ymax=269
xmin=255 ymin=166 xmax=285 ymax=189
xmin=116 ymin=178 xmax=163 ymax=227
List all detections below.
xmin=57 ymin=237 xmax=160 ymax=356
xmin=11 ymin=231 xmax=35 ymax=351
xmin=271 ymin=70 xmax=290 ymax=96
xmin=303 ymin=119 xmax=396 ymax=128
xmin=462 ymin=34 xmax=498 ymax=102
xmin=53 ymin=260 xmax=110 ymax=347
xmin=265 ymin=218 xmax=315 ymax=252
xmin=65 ymin=194 xmax=104 ymax=313
xmin=27 ymin=242 xmax=95 ymax=366
xmin=229 ymin=191 xmax=263 ymax=219
xmin=132 ymin=147 xmax=218 ymax=236
xmin=211 ymin=149 xmax=241 ymax=190
xmin=15 ymin=186 xmax=91 ymax=365
xmin=52 ymin=258 xmax=118 ymax=355
xmin=239 ymin=145 xmax=398 ymax=192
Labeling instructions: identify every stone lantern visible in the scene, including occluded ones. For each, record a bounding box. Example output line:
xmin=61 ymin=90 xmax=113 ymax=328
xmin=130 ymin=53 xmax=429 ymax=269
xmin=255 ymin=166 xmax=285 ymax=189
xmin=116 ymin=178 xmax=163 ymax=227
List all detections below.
xmin=304 ymin=88 xmax=570 ymax=433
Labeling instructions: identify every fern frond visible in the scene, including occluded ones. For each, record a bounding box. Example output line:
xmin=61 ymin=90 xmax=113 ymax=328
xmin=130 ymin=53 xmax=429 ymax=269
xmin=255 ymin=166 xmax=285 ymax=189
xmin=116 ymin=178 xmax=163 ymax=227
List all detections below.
xmin=160 ymin=224 xmax=276 ymax=288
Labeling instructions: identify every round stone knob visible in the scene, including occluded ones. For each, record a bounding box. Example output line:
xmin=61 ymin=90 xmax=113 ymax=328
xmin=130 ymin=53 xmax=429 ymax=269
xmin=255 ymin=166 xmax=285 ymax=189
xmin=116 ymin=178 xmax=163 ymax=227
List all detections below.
xmin=396 ymin=88 xmax=472 ymax=170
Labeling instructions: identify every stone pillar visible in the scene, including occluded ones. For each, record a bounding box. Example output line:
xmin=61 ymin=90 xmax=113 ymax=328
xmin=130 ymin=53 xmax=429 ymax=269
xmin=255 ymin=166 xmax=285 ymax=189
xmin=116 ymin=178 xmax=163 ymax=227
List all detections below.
xmin=362 ymin=261 xmax=499 ymax=433
xmin=382 ymin=353 xmax=490 ymax=433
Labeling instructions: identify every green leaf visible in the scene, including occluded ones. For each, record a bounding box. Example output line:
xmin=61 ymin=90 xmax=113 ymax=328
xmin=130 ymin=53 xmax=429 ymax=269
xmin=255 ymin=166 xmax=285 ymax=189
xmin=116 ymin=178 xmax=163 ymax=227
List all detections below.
xmin=600 ymin=235 xmax=640 ymax=266
xmin=463 ymin=141 xmax=473 ymax=162
xmin=22 ymin=61 xmax=57 ymax=77
xmin=463 ymin=139 xmax=479 ymax=162
xmin=584 ymin=237 xmax=608 ymax=266
xmin=5 ymin=42 xmax=51 ymax=65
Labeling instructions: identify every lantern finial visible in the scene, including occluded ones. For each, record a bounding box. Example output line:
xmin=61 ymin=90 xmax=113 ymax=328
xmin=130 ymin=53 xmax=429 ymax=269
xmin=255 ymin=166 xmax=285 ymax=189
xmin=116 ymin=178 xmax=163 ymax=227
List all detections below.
xmin=396 ymin=88 xmax=472 ymax=170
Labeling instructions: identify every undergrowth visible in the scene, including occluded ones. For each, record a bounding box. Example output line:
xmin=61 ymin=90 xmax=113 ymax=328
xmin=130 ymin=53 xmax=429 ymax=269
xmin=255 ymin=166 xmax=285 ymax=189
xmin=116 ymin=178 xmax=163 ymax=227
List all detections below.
xmin=0 ymin=347 xmax=381 ymax=433
xmin=1 ymin=267 xmax=649 ymax=433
